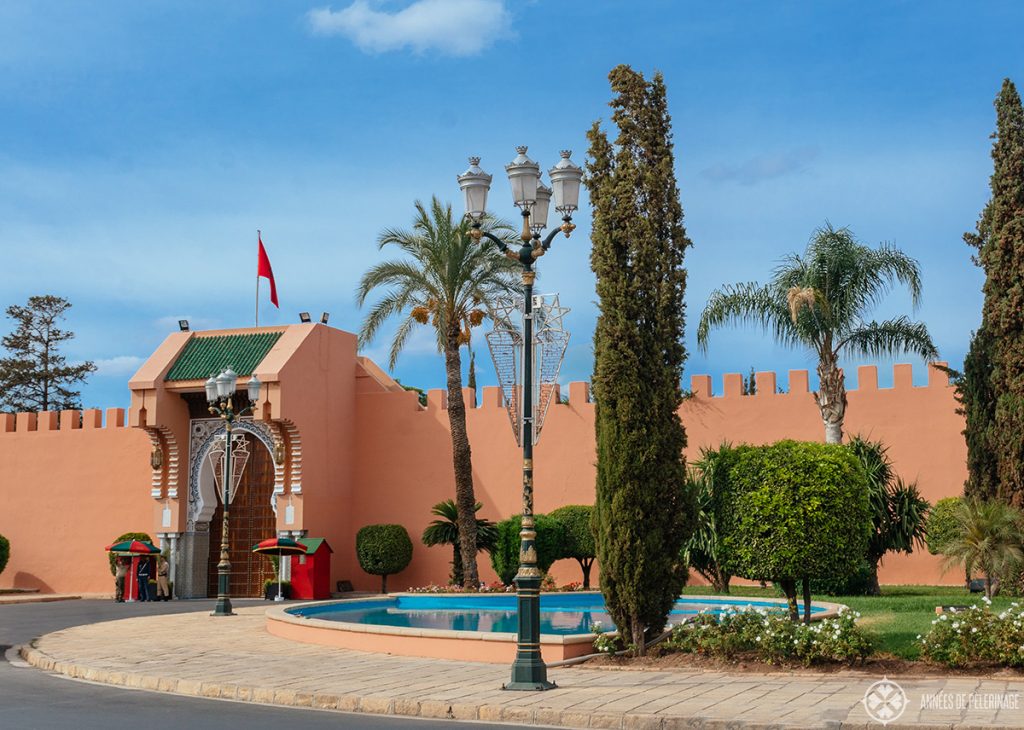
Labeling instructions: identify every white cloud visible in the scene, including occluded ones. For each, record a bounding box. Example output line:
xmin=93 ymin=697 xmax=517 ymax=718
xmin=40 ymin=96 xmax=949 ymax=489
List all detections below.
xmin=306 ymin=0 xmax=511 ymax=56
xmin=701 ymin=146 xmax=820 ymax=186
xmin=93 ymin=355 xmax=145 ymax=376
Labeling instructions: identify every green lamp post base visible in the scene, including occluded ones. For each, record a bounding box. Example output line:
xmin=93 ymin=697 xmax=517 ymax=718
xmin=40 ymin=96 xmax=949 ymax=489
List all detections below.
xmin=504 ymin=572 xmax=557 ymax=691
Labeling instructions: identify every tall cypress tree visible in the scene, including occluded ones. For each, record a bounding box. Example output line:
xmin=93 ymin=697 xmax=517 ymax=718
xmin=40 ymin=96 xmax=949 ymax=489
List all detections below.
xmin=587 ymin=65 xmax=695 ymax=654
xmin=965 ymin=79 xmax=1024 ymax=503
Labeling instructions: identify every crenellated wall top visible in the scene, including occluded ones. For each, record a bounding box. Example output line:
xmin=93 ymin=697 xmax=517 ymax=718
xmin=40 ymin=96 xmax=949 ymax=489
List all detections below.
xmin=397 ymin=362 xmax=952 ymax=410
xmin=0 ymin=408 xmax=127 ymax=434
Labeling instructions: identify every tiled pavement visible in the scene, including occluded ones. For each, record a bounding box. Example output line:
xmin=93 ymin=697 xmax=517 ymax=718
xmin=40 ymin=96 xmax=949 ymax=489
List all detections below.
xmin=19 ymin=606 xmax=1024 ymax=728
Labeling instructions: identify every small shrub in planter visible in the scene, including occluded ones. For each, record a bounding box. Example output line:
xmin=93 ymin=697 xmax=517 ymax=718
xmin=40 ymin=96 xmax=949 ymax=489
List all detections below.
xmin=356 ymin=524 xmax=413 ymax=593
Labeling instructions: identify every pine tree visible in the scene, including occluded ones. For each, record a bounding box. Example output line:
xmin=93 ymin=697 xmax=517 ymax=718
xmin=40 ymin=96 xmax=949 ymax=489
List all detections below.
xmin=587 ymin=65 xmax=696 ymax=654
xmin=0 ymin=295 xmax=96 ymax=413
xmin=965 ymin=79 xmax=1024 ymax=504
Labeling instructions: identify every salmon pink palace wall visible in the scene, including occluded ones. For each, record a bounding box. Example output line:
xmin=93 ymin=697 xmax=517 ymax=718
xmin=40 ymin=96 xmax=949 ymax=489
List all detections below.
xmin=0 ymin=323 xmax=965 ymax=595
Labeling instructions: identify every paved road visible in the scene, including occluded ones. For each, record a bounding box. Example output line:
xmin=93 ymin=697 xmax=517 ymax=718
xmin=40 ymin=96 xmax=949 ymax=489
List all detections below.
xmin=1 ymin=598 xmax=517 ymax=729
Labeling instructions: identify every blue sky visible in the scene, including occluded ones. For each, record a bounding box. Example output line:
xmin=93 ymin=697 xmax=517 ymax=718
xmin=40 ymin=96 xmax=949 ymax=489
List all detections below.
xmin=1 ymin=1 xmax=1021 ymax=409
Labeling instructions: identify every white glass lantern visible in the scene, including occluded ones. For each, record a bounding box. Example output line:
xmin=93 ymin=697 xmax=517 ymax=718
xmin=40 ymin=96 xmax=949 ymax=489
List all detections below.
xmin=205 ymin=375 xmax=218 ymax=403
xmin=457 ymin=157 xmax=492 ymax=221
xmin=531 ymin=183 xmax=552 ymax=233
xmin=505 ymin=146 xmax=540 ymax=209
xmin=216 ymin=368 xmax=237 ymax=399
xmin=247 ymin=374 xmax=262 ymax=404
xmin=549 ymin=150 xmax=583 ymax=214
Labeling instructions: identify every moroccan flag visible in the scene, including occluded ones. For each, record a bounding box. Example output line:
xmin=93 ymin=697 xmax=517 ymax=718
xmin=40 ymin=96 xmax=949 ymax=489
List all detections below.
xmin=257 ymin=232 xmax=279 ymax=308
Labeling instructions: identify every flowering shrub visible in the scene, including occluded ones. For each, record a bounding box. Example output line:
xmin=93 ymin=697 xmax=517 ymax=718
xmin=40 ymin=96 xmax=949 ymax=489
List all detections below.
xmin=664 ymin=606 xmax=871 ymax=666
xmin=406 ymin=580 xmax=595 ymax=593
xmin=405 ymin=582 xmax=514 ymax=594
xmin=591 ymin=622 xmax=622 ymax=656
xmin=919 ymin=597 xmax=1024 ymax=667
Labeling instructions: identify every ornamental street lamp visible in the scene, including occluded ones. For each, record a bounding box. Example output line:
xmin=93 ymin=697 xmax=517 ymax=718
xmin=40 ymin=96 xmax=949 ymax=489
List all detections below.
xmin=457 ymin=146 xmax=583 ymax=691
xmin=206 ymin=368 xmax=262 ymax=617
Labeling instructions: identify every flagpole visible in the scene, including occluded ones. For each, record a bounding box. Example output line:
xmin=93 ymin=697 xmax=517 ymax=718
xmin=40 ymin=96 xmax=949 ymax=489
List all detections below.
xmin=256 ymin=230 xmax=261 ymax=328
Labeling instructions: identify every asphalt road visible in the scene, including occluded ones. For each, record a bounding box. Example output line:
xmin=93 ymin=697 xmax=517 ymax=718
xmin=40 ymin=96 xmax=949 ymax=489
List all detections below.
xmin=0 ymin=598 xmax=517 ymax=729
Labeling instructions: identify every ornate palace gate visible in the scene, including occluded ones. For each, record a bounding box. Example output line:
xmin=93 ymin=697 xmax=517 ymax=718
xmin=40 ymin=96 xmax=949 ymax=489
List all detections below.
xmin=205 ymin=432 xmax=276 ymax=597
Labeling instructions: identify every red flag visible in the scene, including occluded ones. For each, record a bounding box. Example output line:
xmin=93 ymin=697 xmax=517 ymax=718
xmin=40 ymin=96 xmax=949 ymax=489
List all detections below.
xmin=257 ymin=233 xmax=279 ymax=308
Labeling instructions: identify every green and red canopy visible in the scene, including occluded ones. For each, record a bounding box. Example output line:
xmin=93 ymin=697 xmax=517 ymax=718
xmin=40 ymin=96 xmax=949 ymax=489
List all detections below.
xmin=105 ymin=539 xmax=161 ymax=555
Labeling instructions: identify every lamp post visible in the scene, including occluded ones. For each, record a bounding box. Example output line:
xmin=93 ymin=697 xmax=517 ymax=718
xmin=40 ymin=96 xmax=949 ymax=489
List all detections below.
xmin=458 ymin=146 xmax=583 ymax=691
xmin=205 ymin=368 xmax=262 ymax=617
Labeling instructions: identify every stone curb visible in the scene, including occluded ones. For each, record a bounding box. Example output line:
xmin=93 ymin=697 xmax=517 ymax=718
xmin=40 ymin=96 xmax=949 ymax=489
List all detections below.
xmin=0 ymin=594 xmax=82 ymax=605
xmin=19 ymin=642 xmax=988 ymax=730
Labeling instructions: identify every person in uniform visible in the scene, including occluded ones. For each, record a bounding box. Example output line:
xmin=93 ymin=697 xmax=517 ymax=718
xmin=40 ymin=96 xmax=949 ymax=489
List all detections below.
xmin=114 ymin=558 xmax=127 ymax=602
xmin=136 ymin=557 xmax=151 ymax=601
xmin=156 ymin=556 xmax=171 ymax=601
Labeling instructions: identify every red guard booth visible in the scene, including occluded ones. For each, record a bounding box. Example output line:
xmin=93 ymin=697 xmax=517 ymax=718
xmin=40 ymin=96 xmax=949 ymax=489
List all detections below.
xmin=289 ymin=538 xmax=333 ymax=600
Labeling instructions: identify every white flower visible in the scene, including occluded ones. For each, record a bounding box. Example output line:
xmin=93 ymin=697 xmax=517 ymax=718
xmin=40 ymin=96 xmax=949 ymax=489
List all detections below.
xmin=972 ymin=627 xmax=978 ymax=633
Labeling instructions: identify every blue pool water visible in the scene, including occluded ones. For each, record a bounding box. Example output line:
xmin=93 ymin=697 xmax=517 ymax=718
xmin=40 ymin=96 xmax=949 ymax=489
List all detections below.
xmin=287 ymin=593 xmax=824 ymax=636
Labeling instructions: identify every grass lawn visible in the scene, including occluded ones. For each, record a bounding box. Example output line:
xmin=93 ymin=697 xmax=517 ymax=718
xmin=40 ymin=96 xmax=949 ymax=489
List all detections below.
xmin=681 ymin=584 xmax=1016 ymax=660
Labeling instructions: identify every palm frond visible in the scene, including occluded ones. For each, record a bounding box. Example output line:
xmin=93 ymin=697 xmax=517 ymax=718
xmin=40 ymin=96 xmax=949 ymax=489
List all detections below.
xmin=697 ymin=282 xmax=801 ymax=353
xmin=837 ymin=316 xmax=939 ymax=361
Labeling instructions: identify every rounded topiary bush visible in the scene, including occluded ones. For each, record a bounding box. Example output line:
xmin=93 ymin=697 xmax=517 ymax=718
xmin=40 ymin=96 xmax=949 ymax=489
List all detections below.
xmin=0 ymin=533 xmax=9 ymax=576
xmin=717 ymin=440 xmax=872 ymax=619
xmin=107 ymin=532 xmax=153 ymax=575
xmin=356 ymin=524 xmax=413 ymax=593
xmin=548 ymin=505 xmax=596 ymax=588
xmin=490 ymin=514 xmax=566 ymax=586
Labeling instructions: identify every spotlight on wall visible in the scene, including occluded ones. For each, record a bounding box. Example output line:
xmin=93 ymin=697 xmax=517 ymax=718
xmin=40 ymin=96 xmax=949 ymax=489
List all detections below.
xmin=320 ymin=312 xmax=330 ymax=325
xmin=299 ymin=312 xmax=312 ymax=323
xmin=178 ymin=320 xmax=190 ymax=331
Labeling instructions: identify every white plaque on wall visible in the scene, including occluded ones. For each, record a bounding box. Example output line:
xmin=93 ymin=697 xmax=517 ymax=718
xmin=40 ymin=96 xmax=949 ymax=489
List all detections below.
xmin=162 ymin=507 xmax=171 ymax=527
xmin=285 ymin=504 xmax=295 ymax=525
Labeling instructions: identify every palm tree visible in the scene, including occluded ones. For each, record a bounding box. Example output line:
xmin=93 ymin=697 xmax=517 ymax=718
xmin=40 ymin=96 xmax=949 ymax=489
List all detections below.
xmin=421 ymin=499 xmax=498 ymax=585
xmin=358 ymin=197 xmax=517 ymax=587
xmin=683 ymin=449 xmax=732 ymax=594
xmin=941 ymin=499 xmax=1024 ymax=599
xmin=848 ymin=436 xmax=930 ymax=595
xmin=698 ymin=223 xmax=939 ymax=443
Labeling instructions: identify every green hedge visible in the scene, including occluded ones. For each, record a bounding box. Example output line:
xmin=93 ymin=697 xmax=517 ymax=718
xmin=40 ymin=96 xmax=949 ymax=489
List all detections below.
xmin=717 ymin=440 xmax=871 ymax=612
xmin=926 ymin=497 xmax=963 ymax=555
xmin=356 ymin=524 xmax=413 ymax=593
xmin=490 ymin=514 xmax=565 ymax=585
xmin=0 ymin=533 xmax=9 ymax=576
xmin=107 ymin=532 xmax=153 ymax=575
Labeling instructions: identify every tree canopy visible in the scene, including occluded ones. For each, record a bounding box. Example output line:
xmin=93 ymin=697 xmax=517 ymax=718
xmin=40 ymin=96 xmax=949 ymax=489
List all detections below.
xmin=0 ymin=295 xmax=95 ymax=413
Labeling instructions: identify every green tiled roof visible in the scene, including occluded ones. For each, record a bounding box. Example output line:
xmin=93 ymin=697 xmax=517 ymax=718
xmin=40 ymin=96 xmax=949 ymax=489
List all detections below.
xmin=298 ymin=537 xmax=332 ymax=554
xmin=165 ymin=332 xmax=283 ymax=381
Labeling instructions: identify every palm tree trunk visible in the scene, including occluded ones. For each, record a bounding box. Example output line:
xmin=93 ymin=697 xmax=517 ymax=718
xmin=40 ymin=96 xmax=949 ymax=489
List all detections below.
xmin=815 ymin=353 xmax=847 ymax=444
xmin=444 ymin=331 xmax=480 ymax=588
xmin=451 ymin=544 xmax=464 ymax=585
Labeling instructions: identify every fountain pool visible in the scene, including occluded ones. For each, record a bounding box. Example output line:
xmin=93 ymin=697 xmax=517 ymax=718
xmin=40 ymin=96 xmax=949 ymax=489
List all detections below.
xmin=265 ymin=592 xmax=844 ymax=663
